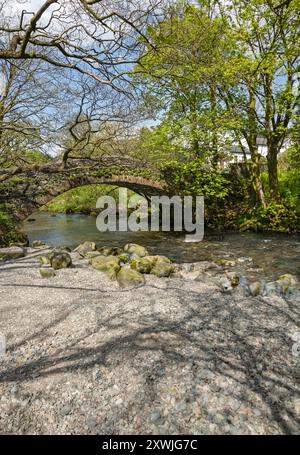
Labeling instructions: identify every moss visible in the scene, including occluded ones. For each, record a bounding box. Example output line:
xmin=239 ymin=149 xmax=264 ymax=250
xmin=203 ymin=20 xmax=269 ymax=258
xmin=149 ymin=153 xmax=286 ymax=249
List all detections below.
xmin=0 ymin=204 xmax=27 ymax=247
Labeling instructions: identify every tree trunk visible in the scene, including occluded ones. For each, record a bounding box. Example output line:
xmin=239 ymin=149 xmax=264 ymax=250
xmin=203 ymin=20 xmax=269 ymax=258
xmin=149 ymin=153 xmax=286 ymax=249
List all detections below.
xmin=246 ymin=83 xmax=267 ymax=207
xmin=267 ymin=145 xmax=280 ymax=200
xmin=249 ymin=152 xmax=267 ymax=208
xmin=210 ymin=82 xmax=219 ymax=167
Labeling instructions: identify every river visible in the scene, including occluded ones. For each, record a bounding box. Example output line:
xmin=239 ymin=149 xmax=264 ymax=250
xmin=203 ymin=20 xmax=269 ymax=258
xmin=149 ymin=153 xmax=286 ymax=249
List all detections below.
xmin=23 ymin=211 xmax=300 ymax=281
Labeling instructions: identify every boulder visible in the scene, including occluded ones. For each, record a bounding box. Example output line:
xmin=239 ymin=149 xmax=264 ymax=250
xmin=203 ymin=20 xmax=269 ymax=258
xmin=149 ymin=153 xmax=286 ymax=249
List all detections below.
xmin=50 ymin=252 xmax=72 ymax=270
xmin=124 ymin=243 xmax=149 ymax=257
xmin=262 ymin=281 xmax=282 ymax=297
xmin=32 ymin=240 xmax=46 ymax=247
xmin=53 ymin=246 xmax=71 ymax=253
xmin=97 ymin=246 xmax=123 ymax=257
xmin=153 ymin=255 xmax=172 ymax=265
xmin=276 ymin=274 xmax=298 ymax=289
xmin=90 ymin=255 xmax=121 ymax=279
xmin=226 ymin=271 xmax=240 ymax=287
xmin=131 ymin=257 xmax=155 ymax=274
xmin=0 ymin=246 xmax=26 ymax=260
xmin=151 ymin=262 xmax=175 ymax=278
xmin=249 ymin=281 xmax=262 ymax=297
xmin=39 ymin=255 xmax=51 ymax=265
xmin=285 ymin=287 xmax=300 ymax=301
xmin=73 ymin=241 xmax=96 ymax=257
xmin=216 ymin=259 xmax=236 ymax=267
xmin=110 ymin=247 xmax=123 ymax=256
xmin=218 ymin=276 xmax=232 ymax=293
xmin=238 ymin=276 xmax=251 ymax=296
xmin=117 ymin=267 xmax=145 ymax=288
xmin=39 ymin=267 xmax=56 ymax=278
xmin=118 ymin=253 xmax=131 ymax=264
xmin=84 ymin=251 xmax=103 ymax=260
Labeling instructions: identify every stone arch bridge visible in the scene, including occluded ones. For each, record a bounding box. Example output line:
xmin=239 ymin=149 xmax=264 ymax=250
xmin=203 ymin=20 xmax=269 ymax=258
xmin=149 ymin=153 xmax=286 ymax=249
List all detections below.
xmin=0 ymin=158 xmax=171 ymax=224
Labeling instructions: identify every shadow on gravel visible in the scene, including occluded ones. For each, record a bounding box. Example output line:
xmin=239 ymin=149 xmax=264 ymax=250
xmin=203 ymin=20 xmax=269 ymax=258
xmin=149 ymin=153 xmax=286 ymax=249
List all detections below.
xmin=0 ymin=283 xmax=299 ymax=434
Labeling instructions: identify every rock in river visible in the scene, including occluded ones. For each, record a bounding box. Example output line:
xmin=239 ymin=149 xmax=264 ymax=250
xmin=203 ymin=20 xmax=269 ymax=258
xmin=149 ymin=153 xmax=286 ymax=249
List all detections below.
xmin=276 ymin=274 xmax=298 ymax=288
xmin=124 ymin=243 xmax=149 ymax=257
xmin=73 ymin=241 xmax=96 ymax=257
xmin=32 ymin=240 xmax=45 ymax=247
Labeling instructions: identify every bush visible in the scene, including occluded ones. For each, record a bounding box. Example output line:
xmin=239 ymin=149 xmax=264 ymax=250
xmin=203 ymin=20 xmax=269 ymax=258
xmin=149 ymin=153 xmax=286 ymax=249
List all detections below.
xmin=44 ymin=185 xmax=122 ymax=214
xmin=238 ymin=202 xmax=300 ymax=233
xmin=0 ymin=205 xmax=27 ymax=246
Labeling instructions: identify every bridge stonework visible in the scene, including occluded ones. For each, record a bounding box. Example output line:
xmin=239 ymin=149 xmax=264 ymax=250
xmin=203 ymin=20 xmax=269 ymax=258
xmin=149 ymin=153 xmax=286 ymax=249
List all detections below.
xmin=0 ymin=159 xmax=170 ymax=226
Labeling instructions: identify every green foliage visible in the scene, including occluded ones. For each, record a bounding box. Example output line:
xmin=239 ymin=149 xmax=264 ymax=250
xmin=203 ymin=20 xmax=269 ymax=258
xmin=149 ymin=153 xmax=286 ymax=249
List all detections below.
xmin=238 ymin=202 xmax=300 ymax=233
xmin=45 ymin=185 xmax=137 ymax=214
xmin=162 ymin=159 xmax=229 ymax=200
xmin=261 ymin=167 xmax=300 ymax=210
xmin=278 ymin=146 xmax=300 ymax=172
xmin=45 ymin=185 xmax=121 ymax=214
xmin=278 ymin=170 xmax=300 ymax=210
xmin=0 ymin=205 xmax=25 ymax=246
xmin=23 ymin=150 xmax=51 ymax=164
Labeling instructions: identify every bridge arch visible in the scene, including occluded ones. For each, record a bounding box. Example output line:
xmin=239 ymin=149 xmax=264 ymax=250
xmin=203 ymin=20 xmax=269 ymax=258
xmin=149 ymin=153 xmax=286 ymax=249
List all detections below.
xmin=1 ymin=165 xmax=170 ymax=225
xmin=34 ymin=174 xmax=167 ymax=212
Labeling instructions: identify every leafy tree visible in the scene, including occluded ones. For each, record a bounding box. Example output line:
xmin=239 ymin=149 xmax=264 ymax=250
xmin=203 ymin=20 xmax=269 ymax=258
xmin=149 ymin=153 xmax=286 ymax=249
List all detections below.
xmin=136 ymin=3 xmax=233 ymax=164
xmin=136 ymin=0 xmax=300 ymax=205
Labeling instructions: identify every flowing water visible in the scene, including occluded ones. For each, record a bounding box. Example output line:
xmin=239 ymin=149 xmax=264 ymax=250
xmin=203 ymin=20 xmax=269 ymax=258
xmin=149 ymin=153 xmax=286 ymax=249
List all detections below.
xmin=23 ymin=211 xmax=300 ymax=281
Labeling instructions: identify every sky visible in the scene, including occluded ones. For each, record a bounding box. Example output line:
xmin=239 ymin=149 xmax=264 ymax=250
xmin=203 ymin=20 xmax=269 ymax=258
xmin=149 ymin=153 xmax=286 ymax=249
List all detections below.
xmin=3 ymin=0 xmax=60 ymax=28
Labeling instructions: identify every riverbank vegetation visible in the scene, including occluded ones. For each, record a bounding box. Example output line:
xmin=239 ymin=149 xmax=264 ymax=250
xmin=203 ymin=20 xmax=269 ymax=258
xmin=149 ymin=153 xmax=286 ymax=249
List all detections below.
xmin=0 ymin=0 xmax=299 ymax=246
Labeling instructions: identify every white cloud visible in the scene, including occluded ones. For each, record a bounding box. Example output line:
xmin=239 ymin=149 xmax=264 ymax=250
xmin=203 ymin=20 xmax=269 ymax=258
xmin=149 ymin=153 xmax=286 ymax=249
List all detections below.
xmin=2 ymin=0 xmax=57 ymax=27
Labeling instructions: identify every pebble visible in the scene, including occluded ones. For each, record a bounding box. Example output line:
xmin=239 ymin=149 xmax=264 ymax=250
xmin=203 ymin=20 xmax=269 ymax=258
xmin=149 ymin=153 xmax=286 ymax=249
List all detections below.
xmin=150 ymin=411 xmax=164 ymax=424
xmin=59 ymin=404 xmax=72 ymax=416
xmin=86 ymin=417 xmax=97 ymax=429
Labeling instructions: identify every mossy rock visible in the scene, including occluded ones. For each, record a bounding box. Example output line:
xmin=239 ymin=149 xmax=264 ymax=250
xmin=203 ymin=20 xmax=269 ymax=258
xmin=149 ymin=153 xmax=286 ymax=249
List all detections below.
xmin=117 ymin=267 xmax=145 ymax=288
xmin=97 ymin=246 xmax=123 ymax=257
xmin=152 ymin=255 xmax=172 ymax=265
xmin=84 ymin=251 xmax=103 ymax=260
xmin=39 ymin=255 xmax=51 ymax=265
xmin=50 ymin=252 xmax=72 ymax=270
xmin=216 ymin=259 xmax=236 ymax=267
xmin=276 ymin=274 xmax=298 ymax=288
xmin=131 ymin=257 xmax=154 ymax=274
xmin=73 ymin=241 xmax=96 ymax=257
xmin=151 ymin=262 xmax=175 ymax=278
xmin=249 ymin=281 xmax=262 ymax=297
xmin=226 ymin=271 xmax=240 ymax=287
xmin=32 ymin=240 xmax=45 ymax=247
xmin=124 ymin=243 xmax=149 ymax=257
xmin=119 ymin=253 xmax=131 ymax=264
xmin=90 ymin=255 xmax=121 ymax=280
xmin=53 ymin=246 xmax=72 ymax=253
xmin=39 ymin=267 xmax=56 ymax=278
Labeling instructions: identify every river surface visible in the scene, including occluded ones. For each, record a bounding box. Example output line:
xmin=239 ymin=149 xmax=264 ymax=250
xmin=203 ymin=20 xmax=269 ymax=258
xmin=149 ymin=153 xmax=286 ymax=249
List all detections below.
xmin=23 ymin=211 xmax=300 ymax=281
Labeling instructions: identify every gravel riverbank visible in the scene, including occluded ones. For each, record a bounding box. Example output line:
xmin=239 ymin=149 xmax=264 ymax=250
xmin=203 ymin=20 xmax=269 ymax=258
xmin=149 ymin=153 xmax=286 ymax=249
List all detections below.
xmin=0 ymin=249 xmax=299 ymax=434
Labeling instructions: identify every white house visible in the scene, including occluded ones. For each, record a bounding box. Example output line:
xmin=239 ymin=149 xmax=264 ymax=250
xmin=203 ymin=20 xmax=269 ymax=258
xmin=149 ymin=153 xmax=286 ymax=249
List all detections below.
xmin=225 ymin=136 xmax=290 ymax=165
